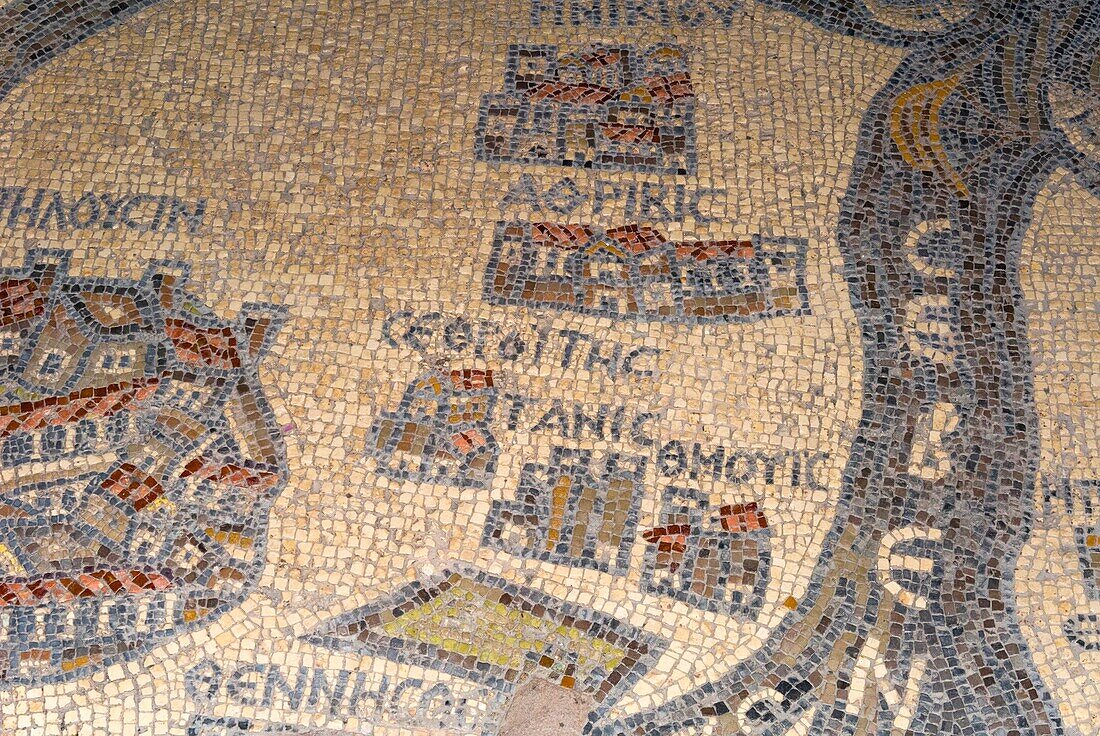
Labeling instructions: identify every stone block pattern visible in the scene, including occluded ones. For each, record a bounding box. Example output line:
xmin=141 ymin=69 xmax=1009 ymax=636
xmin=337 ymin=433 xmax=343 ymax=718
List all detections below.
xmin=0 ymin=0 xmax=1098 ymax=734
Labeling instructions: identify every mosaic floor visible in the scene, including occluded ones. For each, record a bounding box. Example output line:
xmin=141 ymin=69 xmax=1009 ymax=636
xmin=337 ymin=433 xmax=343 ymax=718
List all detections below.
xmin=0 ymin=0 xmax=1097 ymax=733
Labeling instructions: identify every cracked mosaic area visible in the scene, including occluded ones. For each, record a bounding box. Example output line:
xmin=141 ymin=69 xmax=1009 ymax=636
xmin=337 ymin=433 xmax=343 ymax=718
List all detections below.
xmin=0 ymin=0 xmax=1097 ymax=734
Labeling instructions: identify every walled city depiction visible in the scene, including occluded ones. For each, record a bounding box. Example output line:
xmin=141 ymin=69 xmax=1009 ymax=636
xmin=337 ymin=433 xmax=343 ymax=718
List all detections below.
xmin=0 ymin=0 xmax=1098 ymax=734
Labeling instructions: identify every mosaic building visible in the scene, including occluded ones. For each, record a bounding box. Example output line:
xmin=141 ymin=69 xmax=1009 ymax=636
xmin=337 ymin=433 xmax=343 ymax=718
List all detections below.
xmin=367 ymin=369 xmax=500 ymax=488
xmin=0 ymin=0 xmax=1098 ymax=734
xmin=482 ymin=446 xmax=646 ymax=574
xmin=475 ymin=44 xmax=697 ymax=175
xmin=0 ymin=249 xmax=287 ymax=686
xmin=483 ymin=222 xmax=809 ymax=323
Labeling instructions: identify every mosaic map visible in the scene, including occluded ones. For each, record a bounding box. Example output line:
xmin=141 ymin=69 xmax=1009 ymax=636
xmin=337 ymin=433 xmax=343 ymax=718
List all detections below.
xmin=0 ymin=0 xmax=1097 ymax=734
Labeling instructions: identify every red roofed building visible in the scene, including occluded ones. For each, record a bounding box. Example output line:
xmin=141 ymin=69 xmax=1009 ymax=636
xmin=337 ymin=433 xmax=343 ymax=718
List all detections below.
xmin=368 ymin=368 xmax=500 ymax=489
xmin=486 ymin=222 xmax=808 ymax=323
xmin=477 ymin=44 xmax=697 ymax=175
xmin=641 ymin=488 xmax=772 ymax=617
xmin=0 ymin=248 xmax=288 ymax=685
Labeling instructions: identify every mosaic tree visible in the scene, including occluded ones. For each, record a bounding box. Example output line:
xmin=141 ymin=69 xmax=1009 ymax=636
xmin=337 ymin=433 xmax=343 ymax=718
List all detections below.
xmin=593 ymin=0 xmax=1100 ymax=734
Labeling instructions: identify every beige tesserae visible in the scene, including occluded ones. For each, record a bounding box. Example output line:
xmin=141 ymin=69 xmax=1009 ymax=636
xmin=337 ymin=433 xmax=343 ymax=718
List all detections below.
xmin=0 ymin=0 xmax=1098 ymax=734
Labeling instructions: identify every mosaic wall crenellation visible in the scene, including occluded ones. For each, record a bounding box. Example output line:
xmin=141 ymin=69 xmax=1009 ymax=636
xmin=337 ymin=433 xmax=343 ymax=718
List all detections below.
xmin=0 ymin=0 xmax=1097 ymax=734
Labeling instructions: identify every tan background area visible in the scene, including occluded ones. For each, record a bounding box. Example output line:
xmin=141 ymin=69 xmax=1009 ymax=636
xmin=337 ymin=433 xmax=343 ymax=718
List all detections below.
xmin=1018 ymin=171 xmax=1100 ymax=736
xmin=0 ymin=0 xmax=1095 ymax=733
